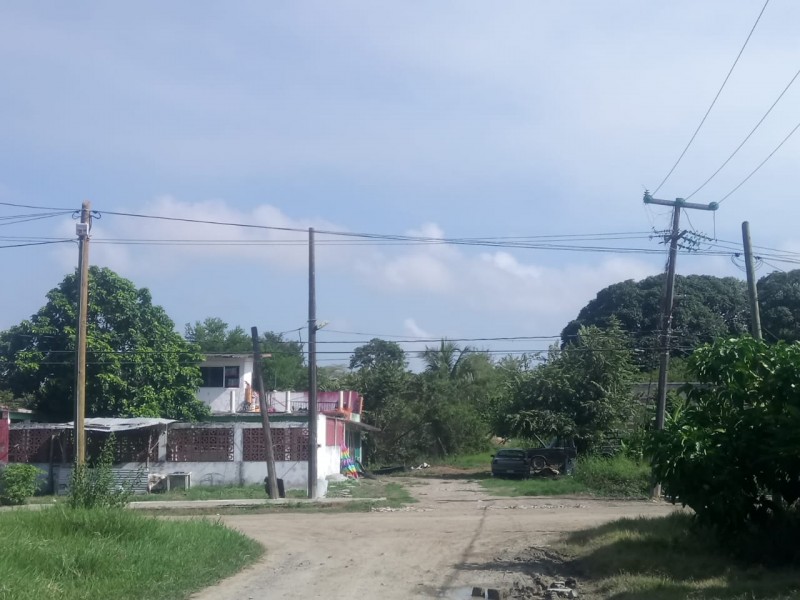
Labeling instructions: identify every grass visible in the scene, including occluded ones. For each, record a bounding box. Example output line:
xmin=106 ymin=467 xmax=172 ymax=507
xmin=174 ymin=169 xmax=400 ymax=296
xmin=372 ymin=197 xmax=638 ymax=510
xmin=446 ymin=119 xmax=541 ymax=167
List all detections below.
xmin=134 ymin=477 xmax=415 ymax=516
xmin=478 ymin=454 xmax=651 ymax=498
xmin=0 ymin=507 xmax=262 ymax=600
xmin=480 ymin=475 xmax=589 ymax=496
xmin=559 ymin=513 xmax=800 ymax=599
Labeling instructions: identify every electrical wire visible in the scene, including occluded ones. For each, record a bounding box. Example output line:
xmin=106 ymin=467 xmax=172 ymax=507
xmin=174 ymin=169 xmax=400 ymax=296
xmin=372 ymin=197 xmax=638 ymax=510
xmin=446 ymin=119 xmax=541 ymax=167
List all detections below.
xmin=0 ymin=239 xmax=73 ymax=249
xmin=652 ymin=0 xmax=771 ymax=195
xmin=686 ymin=66 xmax=800 ymax=199
xmin=717 ymin=118 xmax=800 ymax=204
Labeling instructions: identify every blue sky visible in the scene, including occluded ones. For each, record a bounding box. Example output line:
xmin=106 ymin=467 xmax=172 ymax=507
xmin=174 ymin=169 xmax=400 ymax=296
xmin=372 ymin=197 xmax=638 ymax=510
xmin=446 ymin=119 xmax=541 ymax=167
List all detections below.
xmin=2 ymin=1 xmax=799 ymax=367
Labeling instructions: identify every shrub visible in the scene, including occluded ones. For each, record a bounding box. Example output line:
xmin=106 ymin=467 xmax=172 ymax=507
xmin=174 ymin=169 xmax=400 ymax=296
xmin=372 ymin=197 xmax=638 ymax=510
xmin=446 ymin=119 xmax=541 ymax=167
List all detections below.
xmin=68 ymin=436 xmax=135 ymax=509
xmin=0 ymin=464 xmax=41 ymax=505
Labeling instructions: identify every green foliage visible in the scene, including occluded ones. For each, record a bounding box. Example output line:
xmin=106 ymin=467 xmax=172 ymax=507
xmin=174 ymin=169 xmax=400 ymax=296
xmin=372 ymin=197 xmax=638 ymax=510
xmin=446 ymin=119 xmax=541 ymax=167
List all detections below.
xmin=0 ymin=464 xmax=41 ymax=505
xmin=185 ymin=317 xmax=251 ymax=352
xmin=350 ymin=338 xmax=406 ymax=371
xmin=347 ymin=339 xmax=494 ymax=464
xmin=260 ymin=331 xmax=306 ymax=390
xmin=759 ymin=269 xmax=800 ymax=343
xmin=572 ymin=454 xmax=650 ymax=497
xmin=68 ymin=437 xmax=134 ymax=509
xmin=562 ymin=274 xmax=749 ymax=367
xmin=0 ymin=507 xmax=262 ymax=600
xmin=0 ymin=267 xmax=208 ymax=421
xmin=648 ymin=336 xmax=800 ymax=559
xmin=500 ymin=323 xmax=638 ymax=452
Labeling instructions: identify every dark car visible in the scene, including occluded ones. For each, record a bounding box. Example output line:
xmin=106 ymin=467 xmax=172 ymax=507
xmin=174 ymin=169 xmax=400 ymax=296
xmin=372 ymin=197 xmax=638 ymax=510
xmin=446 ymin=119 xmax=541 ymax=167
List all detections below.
xmin=490 ymin=448 xmax=531 ymax=478
xmin=525 ymin=437 xmax=577 ymax=474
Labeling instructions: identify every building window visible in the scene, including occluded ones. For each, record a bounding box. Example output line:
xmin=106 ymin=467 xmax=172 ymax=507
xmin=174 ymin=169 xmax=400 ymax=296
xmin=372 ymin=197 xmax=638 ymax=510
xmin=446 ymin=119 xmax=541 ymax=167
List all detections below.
xmin=224 ymin=366 xmax=240 ymax=388
xmin=200 ymin=367 xmax=224 ymax=387
xmin=200 ymin=366 xmax=241 ymax=388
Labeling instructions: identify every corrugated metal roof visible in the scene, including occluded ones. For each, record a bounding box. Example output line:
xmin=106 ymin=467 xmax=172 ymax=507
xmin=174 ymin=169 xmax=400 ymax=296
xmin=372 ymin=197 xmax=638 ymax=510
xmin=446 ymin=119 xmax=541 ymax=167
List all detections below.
xmin=11 ymin=418 xmax=174 ymax=431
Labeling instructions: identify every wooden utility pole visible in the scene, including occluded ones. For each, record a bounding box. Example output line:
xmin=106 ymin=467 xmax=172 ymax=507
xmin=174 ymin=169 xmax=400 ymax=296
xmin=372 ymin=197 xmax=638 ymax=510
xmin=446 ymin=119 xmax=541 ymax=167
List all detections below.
xmin=73 ymin=201 xmax=91 ymax=466
xmin=251 ymin=327 xmax=279 ymax=498
xmin=307 ymin=227 xmax=318 ymax=500
xmin=643 ymin=193 xmax=717 ymax=498
xmin=742 ymin=221 xmax=762 ymax=340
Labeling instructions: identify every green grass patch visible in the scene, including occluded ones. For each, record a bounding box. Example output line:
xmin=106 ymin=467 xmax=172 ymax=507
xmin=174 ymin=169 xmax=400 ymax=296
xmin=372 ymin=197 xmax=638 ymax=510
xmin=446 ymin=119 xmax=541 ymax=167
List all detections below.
xmin=481 ymin=476 xmax=588 ymax=496
xmin=479 ymin=454 xmax=650 ymax=498
xmin=572 ymin=454 xmax=650 ymax=498
xmin=136 ymin=478 xmax=415 ymax=516
xmin=0 ymin=507 xmax=262 ymax=600
xmin=560 ymin=513 xmax=800 ymax=599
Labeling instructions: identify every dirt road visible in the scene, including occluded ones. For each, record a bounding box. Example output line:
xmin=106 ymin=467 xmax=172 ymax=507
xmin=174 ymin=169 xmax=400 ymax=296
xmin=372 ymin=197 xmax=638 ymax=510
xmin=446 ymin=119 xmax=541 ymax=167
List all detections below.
xmin=192 ymin=478 xmax=677 ymax=600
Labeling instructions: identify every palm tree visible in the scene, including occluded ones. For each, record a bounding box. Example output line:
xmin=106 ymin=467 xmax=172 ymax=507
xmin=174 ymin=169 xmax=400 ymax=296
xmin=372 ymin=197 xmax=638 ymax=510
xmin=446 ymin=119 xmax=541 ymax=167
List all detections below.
xmin=420 ymin=339 xmax=476 ymax=380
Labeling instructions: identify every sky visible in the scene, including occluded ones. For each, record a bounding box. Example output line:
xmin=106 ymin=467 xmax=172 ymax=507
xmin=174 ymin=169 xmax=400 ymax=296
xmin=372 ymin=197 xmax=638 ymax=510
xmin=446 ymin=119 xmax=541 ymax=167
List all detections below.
xmin=2 ymin=1 xmax=799 ymax=369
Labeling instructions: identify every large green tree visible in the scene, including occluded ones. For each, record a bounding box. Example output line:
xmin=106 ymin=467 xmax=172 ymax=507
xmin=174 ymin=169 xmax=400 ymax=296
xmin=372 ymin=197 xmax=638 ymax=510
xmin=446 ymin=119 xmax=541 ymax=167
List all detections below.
xmin=185 ymin=317 xmax=251 ymax=353
xmin=0 ymin=267 xmax=208 ymax=421
xmin=758 ymin=270 xmax=800 ymax=343
xmin=562 ymin=274 xmax=749 ymax=366
xmin=502 ymin=322 xmax=638 ymax=452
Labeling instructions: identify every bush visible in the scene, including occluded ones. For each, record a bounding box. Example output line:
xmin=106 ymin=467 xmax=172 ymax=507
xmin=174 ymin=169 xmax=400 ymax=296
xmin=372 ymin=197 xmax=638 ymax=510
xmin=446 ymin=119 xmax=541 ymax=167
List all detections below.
xmin=68 ymin=437 xmax=135 ymax=509
xmin=0 ymin=464 xmax=41 ymax=505
xmin=573 ymin=454 xmax=650 ymax=497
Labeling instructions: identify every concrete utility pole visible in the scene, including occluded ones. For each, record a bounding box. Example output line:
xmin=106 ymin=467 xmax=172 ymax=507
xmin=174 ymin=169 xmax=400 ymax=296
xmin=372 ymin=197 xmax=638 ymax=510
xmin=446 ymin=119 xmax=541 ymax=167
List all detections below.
xmin=74 ymin=201 xmax=92 ymax=466
xmin=742 ymin=221 xmax=762 ymax=341
xmin=307 ymin=227 xmax=318 ymax=499
xmin=251 ymin=327 xmax=280 ymax=499
xmin=643 ymin=193 xmax=717 ymax=498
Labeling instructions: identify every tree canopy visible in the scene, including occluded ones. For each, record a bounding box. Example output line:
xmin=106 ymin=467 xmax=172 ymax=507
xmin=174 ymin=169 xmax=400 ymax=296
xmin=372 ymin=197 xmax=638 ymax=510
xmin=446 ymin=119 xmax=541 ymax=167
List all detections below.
xmin=758 ymin=270 xmax=800 ymax=343
xmin=561 ymin=274 xmax=749 ymax=366
xmin=185 ymin=317 xmax=251 ymax=353
xmin=499 ymin=322 xmax=638 ymax=452
xmin=0 ymin=267 xmax=208 ymax=421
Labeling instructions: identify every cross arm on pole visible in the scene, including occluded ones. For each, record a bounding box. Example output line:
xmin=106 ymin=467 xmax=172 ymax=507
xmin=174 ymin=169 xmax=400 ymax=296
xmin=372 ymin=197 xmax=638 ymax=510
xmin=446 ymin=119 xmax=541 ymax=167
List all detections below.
xmin=643 ymin=192 xmax=718 ymax=212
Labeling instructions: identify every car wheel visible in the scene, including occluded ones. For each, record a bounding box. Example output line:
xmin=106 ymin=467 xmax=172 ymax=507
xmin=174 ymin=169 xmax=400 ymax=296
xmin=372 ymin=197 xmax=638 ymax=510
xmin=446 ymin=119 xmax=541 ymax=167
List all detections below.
xmin=530 ymin=455 xmax=547 ymax=470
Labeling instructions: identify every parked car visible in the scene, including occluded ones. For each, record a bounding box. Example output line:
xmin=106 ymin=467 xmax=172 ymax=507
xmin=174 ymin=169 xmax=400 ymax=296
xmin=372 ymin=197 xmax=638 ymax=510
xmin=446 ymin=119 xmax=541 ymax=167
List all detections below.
xmin=525 ymin=437 xmax=577 ymax=474
xmin=490 ymin=448 xmax=531 ymax=479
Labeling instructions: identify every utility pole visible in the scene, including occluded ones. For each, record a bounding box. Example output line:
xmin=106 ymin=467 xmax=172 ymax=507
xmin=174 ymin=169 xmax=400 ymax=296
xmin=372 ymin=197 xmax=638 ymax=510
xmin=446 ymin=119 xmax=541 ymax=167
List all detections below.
xmin=643 ymin=193 xmax=717 ymax=498
xmin=307 ymin=227 xmax=318 ymax=499
xmin=251 ymin=327 xmax=280 ymax=499
xmin=73 ymin=201 xmax=91 ymax=466
xmin=742 ymin=221 xmax=762 ymax=341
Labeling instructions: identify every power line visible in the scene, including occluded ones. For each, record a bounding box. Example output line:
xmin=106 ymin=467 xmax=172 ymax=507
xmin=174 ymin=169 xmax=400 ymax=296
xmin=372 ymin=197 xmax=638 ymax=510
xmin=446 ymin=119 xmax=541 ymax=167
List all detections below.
xmin=0 ymin=239 xmax=73 ymax=249
xmin=686 ymin=66 xmax=800 ymax=199
xmin=717 ymin=118 xmax=800 ymax=205
xmin=652 ymin=0 xmax=771 ymax=195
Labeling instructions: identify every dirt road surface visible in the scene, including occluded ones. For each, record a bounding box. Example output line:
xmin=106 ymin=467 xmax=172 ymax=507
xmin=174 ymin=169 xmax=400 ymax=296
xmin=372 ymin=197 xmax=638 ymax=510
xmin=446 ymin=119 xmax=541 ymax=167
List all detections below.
xmin=192 ymin=478 xmax=677 ymax=600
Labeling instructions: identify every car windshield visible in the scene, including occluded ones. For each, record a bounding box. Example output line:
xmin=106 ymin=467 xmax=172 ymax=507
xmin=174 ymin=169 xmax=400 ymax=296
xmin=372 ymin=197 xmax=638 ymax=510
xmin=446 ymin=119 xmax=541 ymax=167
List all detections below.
xmin=496 ymin=450 xmax=525 ymax=459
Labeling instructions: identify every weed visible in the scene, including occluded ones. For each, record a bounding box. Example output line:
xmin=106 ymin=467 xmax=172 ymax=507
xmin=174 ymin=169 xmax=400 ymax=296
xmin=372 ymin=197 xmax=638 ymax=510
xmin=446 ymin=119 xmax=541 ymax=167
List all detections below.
xmin=0 ymin=464 xmax=42 ymax=505
xmin=0 ymin=507 xmax=262 ymax=600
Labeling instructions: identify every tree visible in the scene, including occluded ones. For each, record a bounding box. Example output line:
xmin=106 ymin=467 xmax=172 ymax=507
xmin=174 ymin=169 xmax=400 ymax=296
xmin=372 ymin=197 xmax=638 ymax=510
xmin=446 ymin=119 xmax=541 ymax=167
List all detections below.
xmin=503 ymin=322 xmax=637 ymax=452
xmin=0 ymin=267 xmax=208 ymax=421
xmin=420 ymin=339 xmax=477 ymax=380
xmin=758 ymin=270 xmax=800 ymax=343
xmin=350 ymin=338 xmax=406 ymax=371
xmin=561 ymin=275 xmax=749 ymax=367
xmin=648 ymin=337 xmax=800 ymax=559
xmin=261 ymin=332 xmax=306 ymax=390
xmin=185 ymin=317 xmax=251 ymax=353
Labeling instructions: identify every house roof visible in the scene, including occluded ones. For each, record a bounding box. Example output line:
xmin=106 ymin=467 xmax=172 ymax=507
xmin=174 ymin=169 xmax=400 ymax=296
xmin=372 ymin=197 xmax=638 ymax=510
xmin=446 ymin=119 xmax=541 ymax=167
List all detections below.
xmin=12 ymin=418 xmax=174 ymax=432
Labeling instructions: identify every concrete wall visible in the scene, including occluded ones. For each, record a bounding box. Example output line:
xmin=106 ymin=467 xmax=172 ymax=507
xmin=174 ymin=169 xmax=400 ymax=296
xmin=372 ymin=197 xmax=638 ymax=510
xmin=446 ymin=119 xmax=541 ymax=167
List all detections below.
xmin=197 ymin=355 xmax=254 ymax=414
